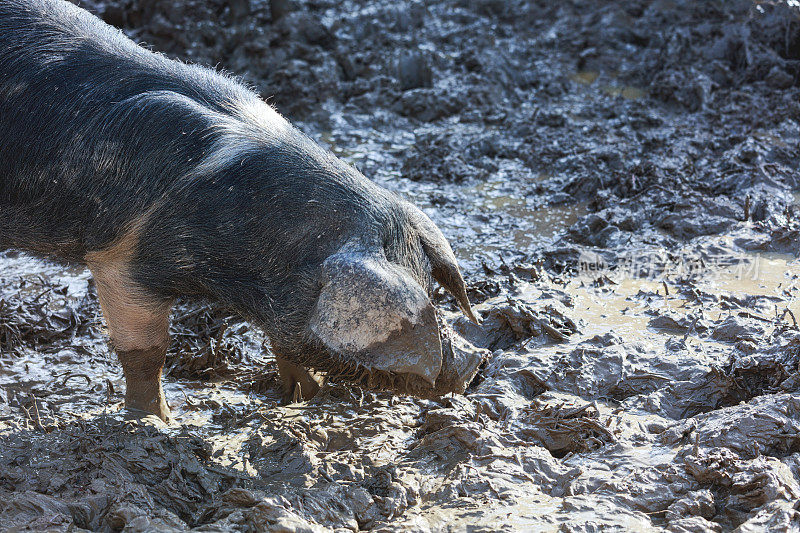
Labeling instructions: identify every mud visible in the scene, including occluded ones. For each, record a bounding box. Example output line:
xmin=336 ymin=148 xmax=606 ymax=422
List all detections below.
xmin=2 ymin=0 xmax=800 ymax=530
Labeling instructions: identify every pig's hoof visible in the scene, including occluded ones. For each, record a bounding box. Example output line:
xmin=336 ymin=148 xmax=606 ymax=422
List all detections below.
xmin=284 ymin=372 xmax=323 ymax=403
xmin=122 ymin=400 xmax=172 ymax=424
xmin=276 ymin=356 xmax=324 ymax=403
xmin=122 ymin=407 xmax=170 ymax=427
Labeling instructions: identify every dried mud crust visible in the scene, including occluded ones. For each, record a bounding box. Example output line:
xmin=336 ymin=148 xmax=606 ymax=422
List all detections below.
xmin=1 ymin=0 xmax=800 ymax=531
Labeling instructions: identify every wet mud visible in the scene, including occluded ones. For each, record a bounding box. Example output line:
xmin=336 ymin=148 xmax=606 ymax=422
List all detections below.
xmin=2 ymin=0 xmax=800 ymax=531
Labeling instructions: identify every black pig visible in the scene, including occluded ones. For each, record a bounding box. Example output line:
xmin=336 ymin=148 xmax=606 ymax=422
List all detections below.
xmin=0 ymin=0 xmax=478 ymax=421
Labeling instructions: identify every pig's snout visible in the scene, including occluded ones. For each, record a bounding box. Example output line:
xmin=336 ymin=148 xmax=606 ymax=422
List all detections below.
xmin=309 ymin=251 xmax=445 ymax=385
xmin=359 ymin=302 xmax=443 ymax=385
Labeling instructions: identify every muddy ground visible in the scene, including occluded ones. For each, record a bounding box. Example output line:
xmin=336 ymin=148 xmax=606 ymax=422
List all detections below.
xmin=2 ymin=0 xmax=800 ymax=531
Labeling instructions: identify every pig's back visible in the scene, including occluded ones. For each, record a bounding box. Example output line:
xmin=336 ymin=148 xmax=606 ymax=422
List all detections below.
xmin=0 ymin=0 xmax=292 ymax=259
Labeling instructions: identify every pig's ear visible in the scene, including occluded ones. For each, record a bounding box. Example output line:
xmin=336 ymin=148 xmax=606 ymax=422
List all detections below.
xmin=309 ymin=253 xmax=443 ymax=384
xmin=408 ymin=209 xmax=479 ymax=324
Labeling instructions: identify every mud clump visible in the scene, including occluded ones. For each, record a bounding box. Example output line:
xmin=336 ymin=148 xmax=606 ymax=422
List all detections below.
xmin=517 ymin=397 xmax=619 ymax=457
xmin=0 ymin=419 xmax=237 ymax=530
xmin=166 ymin=301 xmax=277 ymax=394
xmin=0 ymin=274 xmax=95 ymax=355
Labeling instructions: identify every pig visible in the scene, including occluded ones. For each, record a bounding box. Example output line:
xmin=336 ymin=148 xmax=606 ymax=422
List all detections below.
xmin=0 ymin=0 xmax=480 ymax=422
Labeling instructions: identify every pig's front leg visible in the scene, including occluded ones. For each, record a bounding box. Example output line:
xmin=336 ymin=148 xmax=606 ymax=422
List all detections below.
xmin=275 ymin=354 xmax=324 ymax=402
xmin=87 ymin=242 xmax=173 ymax=422
xmin=115 ymin=343 xmax=172 ymax=421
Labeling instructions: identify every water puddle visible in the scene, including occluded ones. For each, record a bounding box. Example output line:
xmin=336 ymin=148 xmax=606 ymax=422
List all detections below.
xmin=546 ymin=250 xmax=800 ymax=345
xmin=572 ymin=71 xmax=600 ymax=85
xmin=567 ymin=277 xmax=669 ymax=340
xmin=451 ymin=177 xmax=589 ymax=262
xmin=711 ymin=252 xmax=800 ymax=317
xmin=571 ymin=71 xmax=645 ymax=100
xmin=601 ymin=85 xmax=646 ymax=99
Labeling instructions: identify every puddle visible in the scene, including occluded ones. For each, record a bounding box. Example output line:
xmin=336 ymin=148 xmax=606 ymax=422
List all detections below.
xmin=566 ymin=277 xmax=669 ymax=340
xmin=448 ymin=176 xmax=590 ymax=262
xmin=711 ymin=252 xmax=800 ymax=320
xmin=571 ymin=71 xmax=646 ymax=99
xmin=572 ymin=71 xmax=600 ymax=85
xmin=474 ymin=178 xmax=588 ymax=237
xmin=601 ymin=85 xmax=645 ymax=99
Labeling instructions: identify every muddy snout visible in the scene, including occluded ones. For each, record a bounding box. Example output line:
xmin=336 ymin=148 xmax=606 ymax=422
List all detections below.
xmin=308 ymin=247 xmax=486 ymax=396
xmin=358 ymin=303 xmax=444 ymax=386
xmin=356 ymin=311 xmax=488 ymax=397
